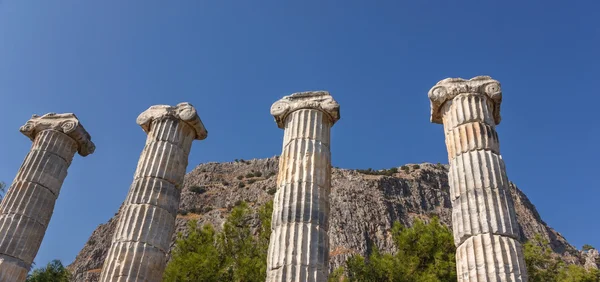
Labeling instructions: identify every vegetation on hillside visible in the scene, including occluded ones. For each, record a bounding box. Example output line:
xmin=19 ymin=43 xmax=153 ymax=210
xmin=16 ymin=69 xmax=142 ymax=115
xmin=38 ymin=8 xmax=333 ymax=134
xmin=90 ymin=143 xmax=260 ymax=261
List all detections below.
xmin=163 ymin=201 xmax=273 ymax=282
xmin=328 ymin=217 xmax=456 ymax=282
xmin=164 ymin=201 xmax=598 ymax=282
xmin=524 ymin=235 xmax=599 ymax=282
xmin=26 ymin=260 xmax=70 ymax=282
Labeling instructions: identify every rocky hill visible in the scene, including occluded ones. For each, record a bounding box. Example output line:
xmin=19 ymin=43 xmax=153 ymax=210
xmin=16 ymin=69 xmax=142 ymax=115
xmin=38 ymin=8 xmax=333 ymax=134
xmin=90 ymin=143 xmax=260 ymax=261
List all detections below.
xmin=67 ymin=157 xmax=591 ymax=281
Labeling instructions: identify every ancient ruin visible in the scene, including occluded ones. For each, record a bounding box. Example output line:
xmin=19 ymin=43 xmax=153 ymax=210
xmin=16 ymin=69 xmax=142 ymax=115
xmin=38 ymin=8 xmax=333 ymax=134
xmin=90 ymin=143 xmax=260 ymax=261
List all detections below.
xmin=429 ymin=76 xmax=528 ymax=281
xmin=0 ymin=113 xmax=95 ymax=282
xmin=267 ymin=91 xmax=340 ymax=282
xmin=99 ymin=103 xmax=207 ymax=282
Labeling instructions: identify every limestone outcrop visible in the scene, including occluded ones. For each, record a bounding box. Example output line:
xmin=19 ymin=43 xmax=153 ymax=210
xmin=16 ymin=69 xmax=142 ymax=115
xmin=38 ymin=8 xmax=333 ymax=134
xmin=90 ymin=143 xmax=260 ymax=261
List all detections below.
xmin=267 ymin=91 xmax=340 ymax=282
xmin=99 ymin=103 xmax=207 ymax=282
xmin=0 ymin=113 xmax=94 ymax=282
xmin=429 ymin=76 xmax=528 ymax=281
xmin=68 ymin=158 xmax=586 ymax=281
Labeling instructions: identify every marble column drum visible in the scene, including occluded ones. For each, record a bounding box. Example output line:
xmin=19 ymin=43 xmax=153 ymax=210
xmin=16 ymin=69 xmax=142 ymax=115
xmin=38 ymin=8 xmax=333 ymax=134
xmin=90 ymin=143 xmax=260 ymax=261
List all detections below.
xmin=0 ymin=113 xmax=95 ymax=282
xmin=429 ymin=76 xmax=528 ymax=282
xmin=267 ymin=91 xmax=340 ymax=282
xmin=99 ymin=103 xmax=207 ymax=282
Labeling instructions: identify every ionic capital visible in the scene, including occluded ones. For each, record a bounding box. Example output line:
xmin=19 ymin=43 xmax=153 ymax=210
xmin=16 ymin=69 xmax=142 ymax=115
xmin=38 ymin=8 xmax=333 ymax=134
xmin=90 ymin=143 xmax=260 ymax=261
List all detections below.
xmin=19 ymin=113 xmax=95 ymax=156
xmin=136 ymin=102 xmax=207 ymax=140
xmin=428 ymin=76 xmax=502 ymax=125
xmin=270 ymin=91 xmax=340 ymax=129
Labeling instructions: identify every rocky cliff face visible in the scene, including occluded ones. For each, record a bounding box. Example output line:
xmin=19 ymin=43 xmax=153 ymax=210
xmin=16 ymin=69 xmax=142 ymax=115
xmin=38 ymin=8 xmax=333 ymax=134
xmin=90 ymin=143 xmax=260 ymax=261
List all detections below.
xmin=67 ymin=157 xmax=583 ymax=281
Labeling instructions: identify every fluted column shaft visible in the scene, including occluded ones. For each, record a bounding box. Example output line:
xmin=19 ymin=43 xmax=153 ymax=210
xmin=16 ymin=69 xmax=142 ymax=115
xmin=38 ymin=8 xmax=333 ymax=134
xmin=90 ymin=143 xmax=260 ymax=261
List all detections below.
xmin=100 ymin=103 xmax=206 ymax=282
xmin=267 ymin=91 xmax=340 ymax=282
xmin=0 ymin=113 xmax=94 ymax=282
xmin=429 ymin=76 xmax=528 ymax=282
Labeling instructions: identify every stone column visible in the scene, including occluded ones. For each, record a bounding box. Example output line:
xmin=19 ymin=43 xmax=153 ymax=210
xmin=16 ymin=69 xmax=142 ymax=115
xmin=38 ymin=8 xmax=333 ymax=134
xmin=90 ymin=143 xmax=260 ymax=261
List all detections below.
xmin=99 ymin=103 xmax=207 ymax=282
xmin=0 ymin=113 xmax=95 ymax=282
xmin=267 ymin=91 xmax=340 ymax=282
xmin=428 ymin=76 xmax=528 ymax=281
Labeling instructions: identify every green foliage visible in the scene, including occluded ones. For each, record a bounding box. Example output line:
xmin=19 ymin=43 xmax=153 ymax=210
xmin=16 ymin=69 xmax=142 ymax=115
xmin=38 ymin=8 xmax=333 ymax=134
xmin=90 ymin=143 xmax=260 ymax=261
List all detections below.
xmin=355 ymin=167 xmax=399 ymax=176
xmin=238 ymin=182 xmax=245 ymax=188
xmin=328 ymin=267 xmax=348 ymax=282
xmin=524 ymin=234 xmax=599 ymax=282
xmin=267 ymin=187 xmax=277 ymax=195
xmin=27 ymin=260 xmax=70 ymax=282
xmin=245 ymin=173 xmax=255 ymax=178
xmin=0 ymin=181 xmax=5 ymax=199
xmin=400 ymin=165 xmax=409 ymax=172
xmin=164 ymin=201 xmax=273 ymax=282
xmin=237 ymin=175 xmax=244 ymax=180
xmin=265 ymin=172 xmax=276 ymax=179
xmin=338 ymin=217 xmax=456 ymax=282
xmin=412 ymin=164 xmax=420 ymax=169
xmin=247 ymin=179 xmax=256 ymax=184
xmin=254 ymin=171 xmax=262 ymax=177
xmin=583 ymin=244 xmax=595 ymax=251
xmin=190 ymin=186 xmax=207 ymax=194
xmin=221 ymin=181 xmax=229 ymax=186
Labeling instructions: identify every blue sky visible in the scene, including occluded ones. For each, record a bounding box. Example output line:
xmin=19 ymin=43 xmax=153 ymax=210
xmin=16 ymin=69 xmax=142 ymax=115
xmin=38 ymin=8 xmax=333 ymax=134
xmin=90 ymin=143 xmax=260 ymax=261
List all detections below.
xmin=0 ymin=0 xmax=598 ymax=269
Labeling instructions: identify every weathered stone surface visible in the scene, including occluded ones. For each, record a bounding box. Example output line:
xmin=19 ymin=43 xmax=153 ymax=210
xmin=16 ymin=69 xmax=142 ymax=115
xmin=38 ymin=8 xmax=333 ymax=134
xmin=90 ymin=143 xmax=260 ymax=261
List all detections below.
xmin=584 ymin=249 xmax=599 ymax=270
xmin=68 ymin=158 xmax=587 ymax=282
xmin=456 ymin=234 xmax=527 ymax=281
xmin=267 ymin=92 xmax=340 ymax=282
xmin=99 ymin=103 xmax=206 ymax=282
xmin=0 ymin=113 xmax=94 ymax=282
xmin=428 ymin=76 xmax=502 ymax=125
xmin=270 ymin=91 xmax=340 ymax=129
xmin=429 ymin=76 xmax=528 ymax=281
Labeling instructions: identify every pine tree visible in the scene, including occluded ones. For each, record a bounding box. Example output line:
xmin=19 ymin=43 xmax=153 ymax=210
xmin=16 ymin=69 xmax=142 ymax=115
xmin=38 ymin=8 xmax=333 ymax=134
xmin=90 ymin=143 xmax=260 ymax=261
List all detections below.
xmin=336 ymin=217 xmax=456 ymax=282
xmin=27 ymin=260 xmax=70 ymax=282
xmin=163 ymin=201 xmax=273 ymax=282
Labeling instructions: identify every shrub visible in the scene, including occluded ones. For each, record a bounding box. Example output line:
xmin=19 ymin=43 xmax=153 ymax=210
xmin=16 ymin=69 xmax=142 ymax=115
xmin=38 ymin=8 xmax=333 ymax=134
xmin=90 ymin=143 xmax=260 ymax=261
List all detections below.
xmin=266 ymin=172 xmax=276 ymax=179
xmin=178 ymin=210 xmax=188 ymax=216
xmin=246 ymin=173 xmax=255 ymax=178
xmin=356 ymin=167 xmax=399 ymax=176
xmin=238 ymin=182 xmax=245 ymax=188
xmin=163 ymin=201 xmax=273 ymax=282
xmin=27 ymin=260 xmax=70 ymax=282
xmin=583 ymin=244 xmax=595 ymax=251
xmin=247 ymin=179 xmax=256 ymax=184
xmin=189 ymin=207 xmax=202 ymax=214
xmin=267 ymin=187 xmax=277 ymax=195
xmin=254 ymin=171 xmax=262 ymax=177
xmin=237 ymin=175 xmax=244 ymax=180
xmin=337 ymin=217 xmax=456 ymax=281
xmin=190 ymin=186 xmax=207 ymax=194
xmin=401 ymin=165 xmax=409 ymax=171
xmin=221 ymin=181 xmax=229 ymax=186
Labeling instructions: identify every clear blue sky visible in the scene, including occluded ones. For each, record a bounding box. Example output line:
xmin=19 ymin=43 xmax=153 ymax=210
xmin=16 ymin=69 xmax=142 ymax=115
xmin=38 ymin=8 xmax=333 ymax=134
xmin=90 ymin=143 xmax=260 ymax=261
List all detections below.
xmin=1 ymin=0 xmax=598 ymax=269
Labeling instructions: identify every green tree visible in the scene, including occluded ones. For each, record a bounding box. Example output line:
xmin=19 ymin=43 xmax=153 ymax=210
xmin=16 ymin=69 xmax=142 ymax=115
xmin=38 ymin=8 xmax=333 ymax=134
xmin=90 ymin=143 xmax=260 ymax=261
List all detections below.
xmin=26 ymin=260 xmax=70 ymax=282
xmin=163 ymin=201 xmax=273 ymax=282
xmin=524 ymin=234 xmax=599 ymax=282
xmin=163 ymin=222 xmax=223 ymax=281
xmin=524 ymin=234 xmax=564 ymax=281
xmin=339 ymin=217 xmax=456 ymax=282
